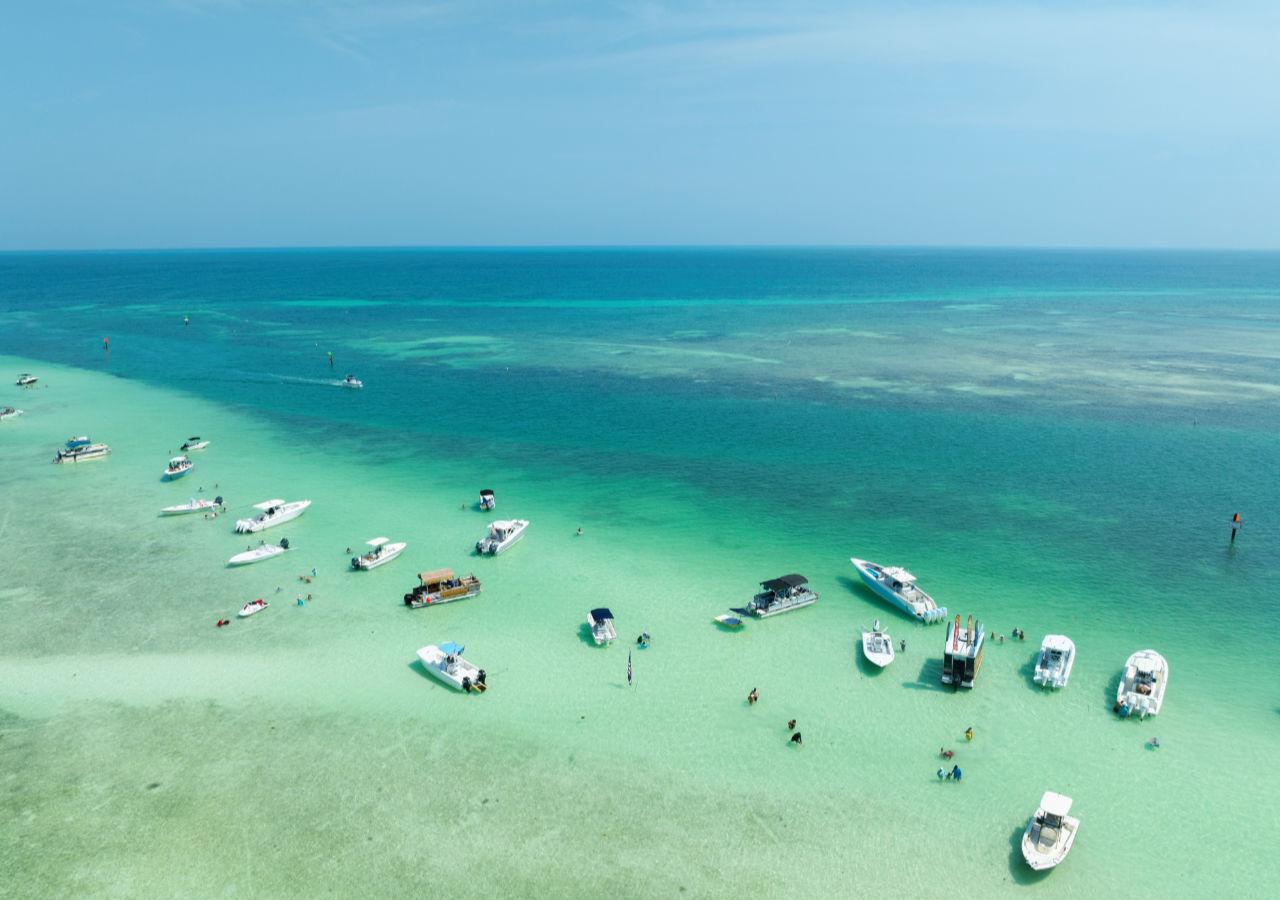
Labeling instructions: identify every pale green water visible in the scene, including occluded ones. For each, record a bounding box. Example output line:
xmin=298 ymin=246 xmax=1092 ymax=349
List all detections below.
xmin=3 ymin=248 xmax=1280 ymax=897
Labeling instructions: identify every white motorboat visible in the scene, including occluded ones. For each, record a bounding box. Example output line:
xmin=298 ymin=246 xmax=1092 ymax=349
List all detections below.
xmin=713 ymin=614 xmax=745 ymax=629
xmin=160 ymin=496 xmax=223 ymax=516
xmin=238 ymin=598 xmax=269 ymax=618
xmin=0 ymin=406 xmax=22 ymax=421
xmin=162 ymin=455 xmax=194 ymax=480
xmin=1034 ymin=634 xmax=1076 ymax=689
xmin=53 ymin=443 xmax=111 ymax=463
xmin=476 ymin=519 xmax=528 ymax=555
xmin=180 ymin=436 xmax=210 ymax=451
xmin=861 ymin=619 xmax=896 ymax=668
xmin=351 ymin=536 xmax=407 ymax=571
xmin=404 ymin=569 xmax=483 ymax=608
xmin=235 ymin=498 xmax=311 ymax=533
xmin=228 ymin=539 xmax=290 ymax=566
xmin=941 ymin=614 xmax=985 ymax=688
xmin=1021 ymin=792 xmax=1080 ymax=871
xmin=416 ymin=643 xmax=488 ymax=692
xmin=16 ymin=373 xmax=37 ymax=386
xmin=341 ymin=374 xmax=363 ymax=389
xmin=479 ymin=489 xmax=495 ymax=511
xmin=747 ymin=574 xmax=818 ymax=618
xmin=850 ymin=557 xmax=948 ymax=623
xmin=1116 ymin=649 xmax=1168 ymax=718
xmin=588 ymin=608 xmax=617 ymax=645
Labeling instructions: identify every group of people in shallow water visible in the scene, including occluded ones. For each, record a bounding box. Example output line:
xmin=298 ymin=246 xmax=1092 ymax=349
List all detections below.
xmin=935 ymin=727 xmax=974 ymax=779
xmin=745 ymin=689 xmax=803 ymax=745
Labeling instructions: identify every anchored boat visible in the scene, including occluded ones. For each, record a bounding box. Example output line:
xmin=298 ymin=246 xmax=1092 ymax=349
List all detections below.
xmin=162 ymin=455 xmax=194 ymax=480
xmin=861 ymin=620 xmax=896 ymax=668
xmin=238 ymin=599 xmax=269 ymax=618
xmin=16 ymin=373 xmax=37 ymax=386
xmin=1034 ymin=635 xmax=1076 ymax=689
xmin=404 ymin=569 xmax=482 ymax=608
xmin=1021 ymin=792 xmax=1080 ymax=870
xmin=476 ymin=519 xmax=528 ymax=555
xmin=941 ymin=614 xmax=984 ymax=688
xmin=351 ymin=536 xmax=407 ymax=571
xmin=160 ymin=496 xmax=223 ymax=516
xmin=850 ymin=558 xmax=948 ymax=623
xmin=180 ymin=436 xmax=210 ymax=451
xmin=1115 ymin=649 xmax=1168 ymax=718
xmin=228 ymin=539 xmax=290 ymax=566
xmin=417 ymin=643 xmax=487 ymax=692
xmin=588 ymin=608 xmax=617 ymax=645
xmin=235 ymin=499 xmax=311 ymax=533
xmin=747 ymin=574 xmax=818 ymax=618
xmin=479 ymin=489 xmax=495 ymax=511
xmin=54 ymin=442 xmax=111 ymax=463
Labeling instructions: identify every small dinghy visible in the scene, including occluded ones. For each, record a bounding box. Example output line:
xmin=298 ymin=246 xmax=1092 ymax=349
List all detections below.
xmin=160 ymin=496 xmax=223 ymax=516
xmin=417 ymin=643 xmax=487 ymax=693
xmin=351 ymin=536 xmax=407 ymax=571
xmin=713 ymin=614 xmax=745 ymax=629
xmin=1021 ymin=792 xmax=1080 ymax=870
xmin=162 ymin=455 xmax=194 ymax=480
xmin=0 ymin=406 xmax=22 ymax=421
xmin=238 ymin=599 xmax=269 ymax=618
xmin=180 ymin=436 xmax=210 ymax=451
xmin=228 ymin=539 xmax=290 ymax=566
xmin=861 ymin=619 xmax=896 ymax=668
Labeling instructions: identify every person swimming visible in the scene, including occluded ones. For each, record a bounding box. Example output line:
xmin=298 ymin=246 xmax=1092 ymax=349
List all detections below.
xmin=790 ymin=732 xmax=803 ymax=746
xmin=788 ymin=719 xmax=797 ymax=731
xmin=900 ymin=639 xmax=906 ymax=652
xmin=747 ymin=688 xmax=759 ymax=705
xmin=576 ymin=527 xmax=583 ymax=536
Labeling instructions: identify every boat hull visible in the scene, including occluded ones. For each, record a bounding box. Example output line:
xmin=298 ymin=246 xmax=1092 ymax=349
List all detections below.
xmin=228 ymin=546 xmax=286 ymax=566
xmin=160 ymin=501 xmax=217 ymax=516
xmin=1115 ymin=650 xmax=1168 ymax=717
xmin=1021 ymin=815 xmax=1079 ymax=870
xmin=850 ymin=558 xmax=947 ymax=623
xmin=353 ymin=542 xmax=407 ymax=570
xmin=235 ymin=501 xmax=311 ymax=534
xmin=405 ymin=582 xmax=482 ymax=608
xmin=416 ymin=646 xmax=484 ymax=692
xmin=238 ymin=602 xmax=268 ymax=618
xmin=163 ymin=466 xmax=193 ymax=481
xmin=861 ymin=634 xmax=895 ymax=668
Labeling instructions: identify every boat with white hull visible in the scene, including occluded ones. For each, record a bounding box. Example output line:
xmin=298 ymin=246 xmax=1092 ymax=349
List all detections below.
xmin=162 ymin=455 xmax=194 ymax=480
xmin=228 ymin=539 xmax=290 ymax=566
xmin=351 ymin=537 xmax=407 ymax=571
xmin=479 ymin=489 xmax=495 ymax=511
xmin=941 ymin=614 xmax=985 ymax=688
xmin=1034 ymin=635 xmax=1075 ymax=689
xmin=861 ymin=620 xmax=895 ymax=667
xmin=851 ymin=557 xmax=948 ymax=623
xmin=180 ymin=436 xmax=210 ymax=451
xmin=404 ymin=569 xmax=482 ymax=608
xmin=588 ymin=608 xmax=617 ymax=645
xmin=341 ymin=374 xmax=363 ymax=389
xmin=16 ymin=373 xmax=37 ymax=386
xmin=417 ymin=643 xmax=487 ymax=692
xmin=1115 ymin=649 xmax=1168 ymax=718
xmin=746 ymin=574 xmax=818 ymax=618
xmin=161 ymin=497 xmax=223 ymax=516
xmin=0 ymin=406 xmax=22 ymax=421
xmin=54 ymin=443 xmax=111 ymax=463
xmin=235 ymin=499 xmax=311 ymax=533
xmin=238 ymin=599 xmax=269 ymax=618
xmin=476 ymin=519 xmax=528 ymax=555
xmin=1021 ymin=792 xmax=1080 ymax=871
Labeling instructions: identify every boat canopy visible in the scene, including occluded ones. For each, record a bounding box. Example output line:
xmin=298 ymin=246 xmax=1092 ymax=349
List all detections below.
xmin=590 ymin=607 xmax=613 ymax=621
xmin=187 ymin=436 xmax=201 ymax=441
xmin=1040 ymin=792 xmax=1072 ymax=818
xmin=168 ymin=456 xmax=188 ymax=465
xmin=480 ymin=489 xmax=494 ymax=496
xmin=419 ymin=568 xmax=455 ymax=584
xmin=253 ymin=499 xmax=286 ymax=510
xmin=762 ymin=574 xmax=807 ymax=592
xmin=366 ymin=537 xmax=390 ymax=547
xmin=439 ymin=641 xmax=464 ymax=656
xmin=881 ymin=566 xmax=916 ymax=583
xmin=490 ymin=519 xmax=519 ymax=530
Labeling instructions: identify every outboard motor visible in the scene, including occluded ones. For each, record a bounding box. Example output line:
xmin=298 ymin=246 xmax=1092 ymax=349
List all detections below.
xmin=462 ymin=677 xmax=472 ymax=693
xmin=280 ymin=538 xmax=290 ymax=550
xmin=477 ymin=669 xmax=486 ymax=686
xmin=403 ymin=594 xmax=413 ymax=605
xmin=351 ymin=557 xmax=360 ymax=570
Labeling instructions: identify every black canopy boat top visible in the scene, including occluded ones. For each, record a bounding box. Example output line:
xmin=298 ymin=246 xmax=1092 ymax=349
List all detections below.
xmin=761 ymin=574 xmax=808 ymax=593
xmin=480 ymin=489 xmax=494 ymax=497
xmin=589 ymin=607 xmax=614 ymax=622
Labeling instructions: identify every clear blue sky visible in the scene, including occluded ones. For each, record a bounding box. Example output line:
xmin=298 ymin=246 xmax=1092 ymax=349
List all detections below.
xmin=2 ymin=1 xmax=1277 ymax=250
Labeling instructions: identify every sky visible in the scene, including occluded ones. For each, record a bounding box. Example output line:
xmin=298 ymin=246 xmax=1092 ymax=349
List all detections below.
xmin=1 ymin=0 xmax=1278 ymax=250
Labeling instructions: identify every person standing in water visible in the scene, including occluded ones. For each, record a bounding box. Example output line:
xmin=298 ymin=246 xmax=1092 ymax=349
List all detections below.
xmin=965 ymin=726 xmax=974 ymax=741
xmin=747 ymin=688 xmax=759 ymax=705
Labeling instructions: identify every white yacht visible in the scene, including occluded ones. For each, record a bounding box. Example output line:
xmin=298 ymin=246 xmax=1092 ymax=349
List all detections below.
xmin=476 ymin=519 xmax=528 ymax=555
xmin=16 ymin=373 xmax=37 ymax=386
xmin=417 ymin=643 xmax=487 ymax=692
xmin=162 ymin=455 xmax=194 ymax=480
xmin=747 ymin=574 xmax=818 ymax=618
xmin=238 ymin=598 xmax=269 ymax=618
xmin=941 ymin=614 xmax=985 ymax=688
xmin=861 ymin=620 xmax=895 ymax=668
xmin=1034 ymin=634 xmax=1076 ymax=689
xmin=160 ymin=496 xmax=223 ymax=516
xmin=1021 ymin=792 xmax=1080 ymax=870
xmin=588 ymin=608 xmax=617 ymax=645
xmin=341 ymin=374 xmax=363 ymax=389
xmin=0 ymin=406 xmax=22 ymax=421
xmin=235 ymin=499 xmax=311 ymax=533
xmin=350 ymin=536 xmax=407 ymax=571
xmin=53 ymin=443 xmax=111 ymax=463
xmin=479 ymin=489 xmax=495 ymax=511
xmin=850 ymin=557 xmax=948 ymax=623
xmin=403 ymin=569 xmax=482 ymax=608
xmin=180 ymin=436 xmax=210 ymax=451
xmin=1115 ymin=649 xmax=1168 ymax=718
xmin=228 ymin=539 xmax=290 ymax=566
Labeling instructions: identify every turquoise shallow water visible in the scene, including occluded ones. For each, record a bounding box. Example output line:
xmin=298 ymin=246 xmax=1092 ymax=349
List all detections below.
xmin=2 ymin=249 xmax=1280 ymax=898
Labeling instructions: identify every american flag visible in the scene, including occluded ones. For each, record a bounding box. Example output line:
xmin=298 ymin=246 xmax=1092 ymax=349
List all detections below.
xmin=627 ymin=651 xmax=632 ymax=686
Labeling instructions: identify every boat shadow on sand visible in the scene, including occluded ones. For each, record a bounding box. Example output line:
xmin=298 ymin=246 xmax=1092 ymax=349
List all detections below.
xmin=1006 ymin=824 xmax=1051 ymax=885
xmin=901 ymin=658 xmax=949 ymax=693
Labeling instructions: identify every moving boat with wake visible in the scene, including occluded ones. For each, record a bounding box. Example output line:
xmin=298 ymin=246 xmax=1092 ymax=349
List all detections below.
xmin=235 ymin=499 xmax=311 ymax=533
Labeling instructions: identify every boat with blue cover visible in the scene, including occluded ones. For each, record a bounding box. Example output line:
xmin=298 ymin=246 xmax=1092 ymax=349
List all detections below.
xmin=850 ymin=557 xmax=948 ymax=623
xmin=417 ymin=642 xmax=487 ymax=692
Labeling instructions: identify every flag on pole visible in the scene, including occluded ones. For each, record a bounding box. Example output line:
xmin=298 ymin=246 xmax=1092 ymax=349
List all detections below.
xmin=627 ymin=650 xmax=633 ymax=686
